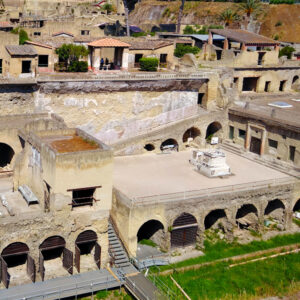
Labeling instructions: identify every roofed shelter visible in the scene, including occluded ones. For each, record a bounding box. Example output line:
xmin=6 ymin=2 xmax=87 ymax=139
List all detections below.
xmin=209 ymin=29 xmax=279 ymax=50
xmin=88 ymin=38 xmax=131 ymax=71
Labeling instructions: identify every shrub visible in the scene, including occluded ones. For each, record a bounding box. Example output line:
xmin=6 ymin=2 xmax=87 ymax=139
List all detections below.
xmin=102 ymin=3 xmax=113 ymax=13
xmin=174 ymin=44 xmax=200 ymax=58
xmin=279 ymin=46 xmax=295 ymax=59
xmin=68 ymin=61 xmax=88 ymax=72
xmin=275 ymin=20 xmax=282 ymax=27
xmin=139 ymin=57 xmax=159 ymax=71
xmin=183 ymin=25 xmax=194 ymax=34
xmin=11 ymin=27 xmax=30 ymax=45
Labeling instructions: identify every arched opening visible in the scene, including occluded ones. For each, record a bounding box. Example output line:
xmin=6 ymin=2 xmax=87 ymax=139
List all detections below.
xmin=160 ymin=139 xmax=178 ymax=152
xmin=0 ymin=143 xmax=14 ymax=168
xmin=264 ymin=199 xmax=285 ymax=227
xmin=236 ymin=204 xmax=258 ymax=229
xmin=205 ymin=122 xmax=222 ymax=140
xmin=293 ymin=199 xmax=300 ymax=212
xmin=182 ymin=127 xmax=201 ymax=143
xmin=137 ymin=220 xmax=164 ymax=243
xmin=144 ymin=144 xmax=155 ymax=151
xmin=75 ymin=230 xmax=100 ymax=273
xmin=292 ymin=75 xmax=299 ymax=85
xmin=39 ymin=236 xmax=72 ymax=281
xmin=171 ymin=213 xmax=198 ymax=248
xmin=204 ymin=209 xmax=227 ymax=230
xmin=1 ymin=242 xmax=35 ymax=287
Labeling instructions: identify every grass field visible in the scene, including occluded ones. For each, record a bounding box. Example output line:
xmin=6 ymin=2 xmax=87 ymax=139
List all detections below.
xmin=159 ymin=252 xmax=300 ymax=300
xmin=157 ymin=232 xmax=300 ymax=271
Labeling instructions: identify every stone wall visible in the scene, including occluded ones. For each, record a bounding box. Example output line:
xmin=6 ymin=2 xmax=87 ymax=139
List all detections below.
xmin=112 ymin=181 xmax=297 ymax=256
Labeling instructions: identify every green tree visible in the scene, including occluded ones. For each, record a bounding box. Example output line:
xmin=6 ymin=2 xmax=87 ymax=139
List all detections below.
xmin=218 ymin=9 xmax=240 ymax=27
xmin=279 ymin=46 xmax=295 ymax=59
xmin=238 ymin=0 xmax=262 ymax=24
xmin=55 ymin=44 xmax=89 ymax=71
xmin=174 ymin=44 xmax=200 ymax=58
xmin=11 ymin=27 xmax=30 ymax=45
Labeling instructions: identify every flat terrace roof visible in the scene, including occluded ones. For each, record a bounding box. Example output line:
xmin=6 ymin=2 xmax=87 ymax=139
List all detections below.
xmin=230 ymin=94 xmax=300 ymax=131
xmin=40 ymin=134 xmax=100 ymax=153
xmin=113 ymin=149 xmax=290 ymax=202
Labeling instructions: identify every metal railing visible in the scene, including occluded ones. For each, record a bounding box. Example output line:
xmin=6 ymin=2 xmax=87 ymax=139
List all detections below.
xmin=8 ymin=274 xmax=121 ymax=300
xmin=130 ymin=177 xmax=294 ymax=207
xmin=37 ymin=71 xmax=213 ymax=83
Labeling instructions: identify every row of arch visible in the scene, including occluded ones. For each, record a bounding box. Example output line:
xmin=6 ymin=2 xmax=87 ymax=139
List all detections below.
xmin=144 ymin=121 xmax=223 ymax=152
xmin=137 ymin=199 xmax=300 ymax=249
xmin=0 ymin=230 xmax=100 ymax=288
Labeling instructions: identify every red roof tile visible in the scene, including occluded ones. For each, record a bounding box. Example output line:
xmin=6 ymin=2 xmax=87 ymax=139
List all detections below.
xmin=88 ymin=38 xmax=131 ymax=48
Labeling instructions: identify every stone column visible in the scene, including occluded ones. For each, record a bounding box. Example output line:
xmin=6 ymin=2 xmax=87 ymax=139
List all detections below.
xmin=223 ymin=39 xmax=229 ymax=50
xmin=260 ymin=128 xmax=267 ymax=155
xmin=93 ymin=48 xmax=101 ymax=70
xmin=245 ymin=124 xmax=251 ymax=151
xmin=208 ymin=32 xmax=213 ymax=45
xmin=241 ymin=43 xmax=247 ymax=51
xmin=122 ymin=50 xmax=129 ymax=70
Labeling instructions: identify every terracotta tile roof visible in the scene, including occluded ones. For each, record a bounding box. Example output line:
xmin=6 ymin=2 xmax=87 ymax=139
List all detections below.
xmin=52 ymin=31 xmax=74 ymax=37
xmin=0 ymin=21 xmax=13 ymax=28
xmin=33 ymin=36 xmax=74 ymax=48
xmin=25 ymin=40 xmax=53 ymax=49
xmin=88 ymin=38 xmax=131 ymax=48
xmin=6 ymin=45 xmax=37 ymax=56
xmin=210 ymin=29 xmax=279 ymax=45
xmin=129 ymin=39 xmax=173 ymax=50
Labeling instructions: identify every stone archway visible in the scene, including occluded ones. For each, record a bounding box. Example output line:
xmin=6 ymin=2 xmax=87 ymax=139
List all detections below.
xmin=292 ymin=75 xmax=299 ymax=85
xmin=1 ymin=242 xmax=35 ymax=287
xmin=204 ymin=209 xmax=227 ymax=230
xmin=160 ymin=139 xmax=178 ymax=152
xmin=293 ymin=199 xmax=300 ymax=212
xmin=0 ymin=143 xmax=15 ymax=168
xmin=171 ymin=213 xmax=198 ymax=248
xmin=205 ymin=122 xmax=222 ymax=140
xmin=264 ymin=199 xmax=285 ymax=225
xmin=39 ymin=236 xmax=73 ymax=281
xmin=182 ymin=127 xmax=201 ymax=143
xmin=75 ymin=230 xmax=100 ymax=273
xmin=236 ymin=204 xmax=258 ymax=229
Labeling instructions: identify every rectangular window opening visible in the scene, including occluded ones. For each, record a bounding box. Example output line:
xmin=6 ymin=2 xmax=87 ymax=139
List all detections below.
xmin=268 ymin=139 xmax=278 ymax=149
xmin=68 ymin=186 xmax=101 ymax=208
xmin=238 ymin=129 xmax=246 ymax=139
xmin=22 ymin=60 xmax=31 ymax=73
xmin=38 ymin=55 xmax=48 ymax=67
xmin=242 ymin=77 xmax=258 ymax=92
xmin=0 ymin=59 xmax=2 ymax=74
xmin=197 ymin=93 xmax=205 ymax=105
xmin=229 ymin=126 xmax=234 ymax=140
xmin=289 ymin=146 xmax=295 ymax=162
xmin=279 ymin=80 xmax=287 ymax=92
xmin=160 ymin=53 xmax=167 ymax=63
xmin=264 ymin=81 xmax=271 ymax=92
xmin=34 ymin=32 xmax=41 ymax=36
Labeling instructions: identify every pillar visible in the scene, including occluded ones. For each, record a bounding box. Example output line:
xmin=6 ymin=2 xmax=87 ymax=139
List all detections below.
xmin=223 ymin=39 xmax=229 ymax=50
xmin=260 ymin=129 xmax=267 ymax=155
xmin=245 ymin=124 xmax=251 ymax=151
xmin=208 ymin=31 xmax=213 ymax=45
xmin=241 ymin=43 xmax=247 ymax=51
xmin=122 ymin=51 xmax=129 ymax=70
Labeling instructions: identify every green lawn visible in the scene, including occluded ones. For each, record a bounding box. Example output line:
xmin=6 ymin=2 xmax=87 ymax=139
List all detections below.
xmin=160 ymin=252 xmax=300 ymax=300
xmin=158 ymin=232 xmax=300 ymax=271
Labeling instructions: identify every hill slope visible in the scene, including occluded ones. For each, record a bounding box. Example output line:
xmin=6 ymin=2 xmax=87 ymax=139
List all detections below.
xmin=130 ymin=1 xmax=300 ymax=43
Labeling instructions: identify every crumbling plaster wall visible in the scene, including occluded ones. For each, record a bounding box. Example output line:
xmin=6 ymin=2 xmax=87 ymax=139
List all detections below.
xmin=35 ymin=90 xmax=200 ymax=145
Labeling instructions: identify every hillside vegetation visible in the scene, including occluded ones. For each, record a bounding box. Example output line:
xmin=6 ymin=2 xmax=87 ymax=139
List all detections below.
xmin=131 ymin=0 xmax=300 ymax=42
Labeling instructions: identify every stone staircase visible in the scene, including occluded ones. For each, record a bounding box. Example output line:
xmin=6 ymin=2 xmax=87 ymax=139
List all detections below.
xmin=108 ymin=222 xmax=131 ymax=268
